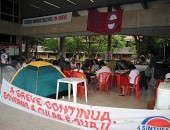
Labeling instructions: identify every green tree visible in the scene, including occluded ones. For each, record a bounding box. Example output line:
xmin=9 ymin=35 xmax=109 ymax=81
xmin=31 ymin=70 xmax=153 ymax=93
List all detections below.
xmin=90 ymin=35 xmax=107 ymax=58
xmin=65 ymin=37 xmax=85 ymax=60
xmin=133 ymin=36 xmax=169 ymax=58
xmin=112 ymin=35 xmax=127 ymax=51
xmin=85 ymin=35 xmax=127 ymax=59
xmin=65 ymin=37 xmax=76 ymax=54
xmin=42 ymin=38 xmax=59 ymax=52
xmin=23 ymin=37 xmax=44 ymax=58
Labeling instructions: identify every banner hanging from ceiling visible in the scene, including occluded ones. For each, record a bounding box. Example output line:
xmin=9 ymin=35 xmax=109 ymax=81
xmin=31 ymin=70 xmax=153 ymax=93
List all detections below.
xmin=23 ymin=12 xmax=72 ymax=27
xmin=87 ymin=10 xmax=123 ymax=34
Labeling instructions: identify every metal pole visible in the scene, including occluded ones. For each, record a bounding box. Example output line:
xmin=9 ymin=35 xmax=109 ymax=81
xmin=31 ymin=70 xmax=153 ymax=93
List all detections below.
xmin=107 ymin=6 xmax=112 ymax=52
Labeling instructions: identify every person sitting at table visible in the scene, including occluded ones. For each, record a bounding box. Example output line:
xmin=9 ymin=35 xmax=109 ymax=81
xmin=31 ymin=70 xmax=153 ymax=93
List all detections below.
xmin=22 ymin=58 xmax=30 ymax=67
xmin=58 ymin=56 xmax=66 ymax=71
xmin=73 ymin=63 xmax=84 ymax=73
xmin=92 ymin=60 xmax=112 ymax=87
xmin=52 ymin=60 xmax=61 ymax=70
xmin=119 ymin=64 xmax=140 ymax=96
xmin=70 ymin=58 xmax=77 ymax=69
xmin=85 ymin=59 xmax=100 ymax=84
xmin=62 ymin=61 xmax=73 ymax=77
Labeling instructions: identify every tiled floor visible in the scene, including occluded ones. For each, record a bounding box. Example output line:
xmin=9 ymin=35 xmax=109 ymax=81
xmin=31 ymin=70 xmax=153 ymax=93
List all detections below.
xmin=63 ymin=85 xmax=150 ymax=109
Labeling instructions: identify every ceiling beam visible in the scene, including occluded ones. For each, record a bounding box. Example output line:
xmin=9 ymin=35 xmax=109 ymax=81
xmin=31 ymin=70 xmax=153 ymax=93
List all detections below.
xmin=139 ymin=0 xmax=148 ymax=9
xmin=72 ymin=11 xmax=80 ymax=17
xmin=112 ymin=5 xmax=121 ymax=10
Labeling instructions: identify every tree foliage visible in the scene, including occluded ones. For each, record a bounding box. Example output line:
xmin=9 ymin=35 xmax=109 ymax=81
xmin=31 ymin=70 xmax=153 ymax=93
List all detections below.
xmin=41 ymin=38 xmax=59 ymax=52
xmin=112 ymin=35 xmax=127 ymax=49
xmin=133 ymin=36 xmax=169 ymax=58
xmin=89 ymin=35 xmax=107 ymax=58
xmin=65 ymin=36 xmax=85 ymax=54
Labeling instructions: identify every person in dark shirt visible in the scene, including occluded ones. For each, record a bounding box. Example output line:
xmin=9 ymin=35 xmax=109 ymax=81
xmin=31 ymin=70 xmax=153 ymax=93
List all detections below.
xmin=148 ymin=52 xmax=158 ymax=100
xmin=58 ymin=56 xmax=66 ymax=71
xmin=149 ymin=53 xmax=158 ymax=69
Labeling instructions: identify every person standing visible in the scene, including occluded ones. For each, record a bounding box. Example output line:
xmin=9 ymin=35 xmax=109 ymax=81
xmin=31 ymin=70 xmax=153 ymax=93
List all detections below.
xmin=147 ymin=52 xmax=158 ymax=100
xmin=0 ymin=48 xmax=8 ymax=64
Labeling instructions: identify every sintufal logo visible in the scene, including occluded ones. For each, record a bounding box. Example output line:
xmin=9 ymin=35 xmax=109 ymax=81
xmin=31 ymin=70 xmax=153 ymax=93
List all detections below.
xmin=137 ymin=116 xmax=170 ymax=130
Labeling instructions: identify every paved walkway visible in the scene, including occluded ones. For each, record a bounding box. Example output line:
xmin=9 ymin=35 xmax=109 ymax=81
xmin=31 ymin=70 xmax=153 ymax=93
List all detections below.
xmin=0 ymin=102 xmax=81 ymax=130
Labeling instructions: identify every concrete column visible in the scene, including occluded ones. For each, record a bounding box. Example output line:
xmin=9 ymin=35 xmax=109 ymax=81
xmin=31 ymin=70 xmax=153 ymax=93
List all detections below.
xmin=0 ymin=0 xmax=1 ymax=19
xmin=25 ymin=37 xmax=31 ymax=59
xmin=107 ymin=35 xmax=112 ymax=51
xmin=88 ymin=36 xmax=91 ymax=58
xmin=107 ymin=7 xmax=112 ymax=52
xmin=0 ymin=0 xmax=2 ymax=19
xmin=59 ymin=37 xmax=65 ymax=57
xmin=10 ymin=35 xmax=12 ymax=44
xmin=16 ymin=35 xmax=22 ymax=58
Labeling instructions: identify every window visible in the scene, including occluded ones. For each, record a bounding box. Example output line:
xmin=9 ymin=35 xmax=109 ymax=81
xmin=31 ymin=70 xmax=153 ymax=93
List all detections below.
xmin=12 ymin=35 xmax=16 ymax=43
xmin=14 ymin=16 xmax=19 ymax=23
xmin=1 ymin=0 xmax=13 ymax=15
xmin=0 ymin=0 xmax=20 ymax=23
xmin=0 ymin=34 xmax=10 ymax=43
xmin=1 ymin=14 xmax=13 ymax=22
xmin=14 ymin=3 xmax=19 ymax=16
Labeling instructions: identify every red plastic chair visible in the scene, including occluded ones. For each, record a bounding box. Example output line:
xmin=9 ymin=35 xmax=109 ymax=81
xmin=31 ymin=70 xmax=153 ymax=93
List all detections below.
xmin=114 ymin=71 xmax=130 ymax=93
xmin=62 ymin=70 xmax=73 ymax=77
xmin=121 ymin=75 xmax=129 ymax=87
xmin=89 ymin=75 xmax=95 ymax=86
xmin=109 ymin=73 xmax=117 ymax=89
xmin=126 ymin=74 xmax=141 ymax=100
xmin=72 ymin=71 xmax=87 ymax=99
xmin=95 ymin=72 xmax=111 ymax=94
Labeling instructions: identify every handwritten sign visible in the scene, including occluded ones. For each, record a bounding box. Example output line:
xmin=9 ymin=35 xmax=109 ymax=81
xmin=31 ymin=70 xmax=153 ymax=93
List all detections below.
xmin=1 ymin=79 xmax=170 ymax=130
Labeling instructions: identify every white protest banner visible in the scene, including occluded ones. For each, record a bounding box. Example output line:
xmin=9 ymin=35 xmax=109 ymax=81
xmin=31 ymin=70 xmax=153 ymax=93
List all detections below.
xmin=23 ymin=12 xmax=72 ymax=27
xmin=1 ymin=79 xmax=170 ymax=130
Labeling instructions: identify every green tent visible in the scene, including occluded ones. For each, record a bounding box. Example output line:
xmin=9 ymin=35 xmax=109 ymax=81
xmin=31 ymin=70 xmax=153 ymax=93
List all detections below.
xmin=10 ymin=61 xmax=67 ymax=97
xmin=0 ymin=64 xmax=16 ymax=87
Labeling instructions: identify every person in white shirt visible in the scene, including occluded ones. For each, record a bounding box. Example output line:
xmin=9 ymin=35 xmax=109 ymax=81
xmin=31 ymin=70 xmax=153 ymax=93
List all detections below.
xmin=73 ymin=63 xmax=84 ymax=73
xmin=120 ymin=64 xmax=140 ymax=96
xmin=0 ymin=48 xmax=8 ymax=64
xmin=92 ymin=60 xmax=112 ymax=86
xmin=128 ymin=65 xmax=140 ymax=86
xmin=70 ymin=58 xmax=77 ymax=69
xmin=96 ymin=63 xmax=112 ymax=77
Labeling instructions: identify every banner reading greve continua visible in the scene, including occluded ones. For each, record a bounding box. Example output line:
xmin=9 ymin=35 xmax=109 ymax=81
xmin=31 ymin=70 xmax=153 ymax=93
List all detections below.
xmin=0 ymin=79 xmax=170 ymax=130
